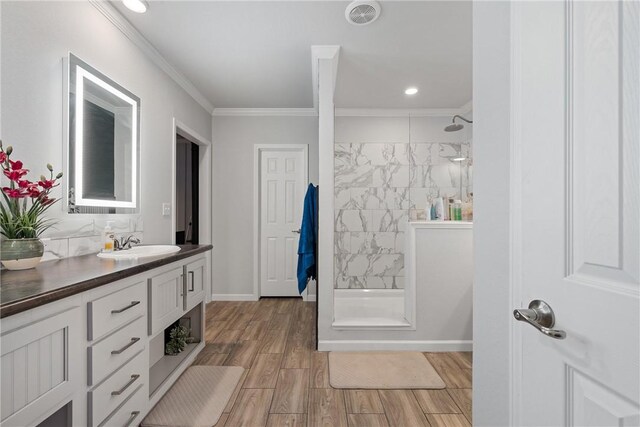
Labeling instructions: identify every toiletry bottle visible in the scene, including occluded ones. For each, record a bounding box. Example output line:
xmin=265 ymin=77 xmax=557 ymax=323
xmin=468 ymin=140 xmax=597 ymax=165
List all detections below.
xmin=425 ymin=195 xmax=433 ymax=221
xmin=435 ymin=197 xmax=445 ymax=221
xmin=454 ymin=200 xmax=463 ymax=220
xmin=103 ymin=221 xmax=115 ymax=253
xmin=447 ymin=198 xmax=456 ymax=221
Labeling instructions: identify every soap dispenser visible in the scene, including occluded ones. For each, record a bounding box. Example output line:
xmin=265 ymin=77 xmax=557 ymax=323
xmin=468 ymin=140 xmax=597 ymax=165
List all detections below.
xmin=103 ymin=221 xmax=115 ymax=253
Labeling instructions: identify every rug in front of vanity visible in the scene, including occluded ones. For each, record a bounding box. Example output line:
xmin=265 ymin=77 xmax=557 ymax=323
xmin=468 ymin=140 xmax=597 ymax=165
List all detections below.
xmin=328 ymin=351 xmax=445 ymax=389
xmin=142 ymin=365 xmax=244 ymax=427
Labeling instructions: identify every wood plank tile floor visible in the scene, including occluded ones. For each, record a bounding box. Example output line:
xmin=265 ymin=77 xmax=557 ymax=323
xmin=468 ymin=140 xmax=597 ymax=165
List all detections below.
xmin=195 ymin=298 xmax=472 ymax=427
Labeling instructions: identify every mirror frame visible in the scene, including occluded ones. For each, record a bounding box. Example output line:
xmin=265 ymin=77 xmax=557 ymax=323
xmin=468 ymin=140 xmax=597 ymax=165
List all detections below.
xmin=67 ymin=53 xmax=140 ymax=212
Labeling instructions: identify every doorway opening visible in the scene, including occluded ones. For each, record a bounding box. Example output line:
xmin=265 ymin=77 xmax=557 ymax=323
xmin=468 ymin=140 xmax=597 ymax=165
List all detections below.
xmin=171 ymin=119 xmax=212 ymax=301
xmin=175 ymin=135 xmax=199 ymax=244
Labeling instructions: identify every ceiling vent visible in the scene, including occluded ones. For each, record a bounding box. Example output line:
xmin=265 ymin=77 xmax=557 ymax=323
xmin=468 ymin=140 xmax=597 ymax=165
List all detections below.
xmin=345 ymin=1 xmax=381 ymax=26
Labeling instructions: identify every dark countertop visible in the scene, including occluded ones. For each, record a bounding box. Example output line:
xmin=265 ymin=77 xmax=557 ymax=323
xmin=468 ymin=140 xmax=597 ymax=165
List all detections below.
xmin=0 ymin=244 xmax=212 ymax=318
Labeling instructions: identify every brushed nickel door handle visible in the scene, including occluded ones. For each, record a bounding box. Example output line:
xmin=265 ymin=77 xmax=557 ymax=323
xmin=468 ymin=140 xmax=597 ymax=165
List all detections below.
xmin=513 ymin=299 xmax=566 ymax=339
xmin=111 ymin=337 xmax=140 ymax=355
xmin=188 ymin=271 xmax=195 ymax=292
xmin=111 ymin=301 xmax=140 ymax=314
xmin=292 ymin=229 xmax=301 ymax=234
xmin=124 ymin=411 xmax=140 ymax=427
xmin=111 ymin=374 xmax=140 ymax=396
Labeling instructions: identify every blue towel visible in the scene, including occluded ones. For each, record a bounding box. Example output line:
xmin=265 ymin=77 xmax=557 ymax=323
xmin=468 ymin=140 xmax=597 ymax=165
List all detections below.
xmin=297 ymin=184 xmax=318 ymax=294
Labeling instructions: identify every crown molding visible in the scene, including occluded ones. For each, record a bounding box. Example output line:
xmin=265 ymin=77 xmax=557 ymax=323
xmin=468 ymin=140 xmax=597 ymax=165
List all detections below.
xmin=459 ymin=100 xmax=473 ymax=114
xmin=335 ymin=107 xmax=469 ymax=117
xmin=89 ymin=0 xmax=214 ymax=114
xmin=212 ymin=108 xmax=318 ymax=117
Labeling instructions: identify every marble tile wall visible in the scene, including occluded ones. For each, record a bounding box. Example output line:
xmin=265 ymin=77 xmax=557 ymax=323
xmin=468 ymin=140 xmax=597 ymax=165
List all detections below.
xmin=38 ymin=216 xmax=144 ymax=262
xmin=334 ymin=141 xmax=472 ymax=289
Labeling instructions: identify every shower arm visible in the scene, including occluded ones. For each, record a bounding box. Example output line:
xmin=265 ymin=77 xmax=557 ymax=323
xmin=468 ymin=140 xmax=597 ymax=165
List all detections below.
xmin=451 ymin=115 xmax=473 ymax=124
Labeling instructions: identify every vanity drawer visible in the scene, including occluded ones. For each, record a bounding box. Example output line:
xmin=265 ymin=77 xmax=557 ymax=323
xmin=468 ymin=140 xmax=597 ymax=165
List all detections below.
xmin=88 ymin=281 xmax=146 ymax=341
xmin=88 ymin=350 xmax=146 ymax=427
xmin=88 ymin=316 xmax=146 ymax=386
xmin=98 ymin=384 xmax=147 ymax=427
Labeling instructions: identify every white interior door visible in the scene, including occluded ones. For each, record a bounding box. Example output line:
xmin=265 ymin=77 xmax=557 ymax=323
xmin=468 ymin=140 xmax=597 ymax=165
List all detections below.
xmin=260 ymin=148 xmax=306 ymax=297
xmin=513 ymin=1 xmax=639 ymax=425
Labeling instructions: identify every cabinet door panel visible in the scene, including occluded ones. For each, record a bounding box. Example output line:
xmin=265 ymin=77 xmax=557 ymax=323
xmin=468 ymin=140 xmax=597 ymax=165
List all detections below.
xmin=1 ymin=305 xmax=82 ymax=426
xmin=186 ymin=258 xmax=206 ymax=310
xmin=149 ymin=267 xmax=183 ymax=336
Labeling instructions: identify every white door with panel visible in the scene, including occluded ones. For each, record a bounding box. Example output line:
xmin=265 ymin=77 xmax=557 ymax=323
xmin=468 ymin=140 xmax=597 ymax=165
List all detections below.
xmin=512 ymin=1 xmax=639 ymax=425
xmin=260 ymin=148 xmax=306 ymax=297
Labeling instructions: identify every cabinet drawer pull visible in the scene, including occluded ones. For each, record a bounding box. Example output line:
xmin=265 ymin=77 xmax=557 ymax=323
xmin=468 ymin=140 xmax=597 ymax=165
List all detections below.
xmin=188 ymin=271 xmax=195 ymax=292
xmin=123 ymin=411 xmax=140 ymax=427
xmin=111 ymin=301 xmax=140 ymax=314
xmin=111 ymin=337 xmax=141 ymax=355
xmin=111 ymin=374 xmax=140 ymax=396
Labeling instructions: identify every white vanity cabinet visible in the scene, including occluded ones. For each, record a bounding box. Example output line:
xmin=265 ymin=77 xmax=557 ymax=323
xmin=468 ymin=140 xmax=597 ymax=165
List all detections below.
xmin=0 ymin=299 xmax=83 ymax=427
xmin=0 ymin=250 xmax=209 ymax=427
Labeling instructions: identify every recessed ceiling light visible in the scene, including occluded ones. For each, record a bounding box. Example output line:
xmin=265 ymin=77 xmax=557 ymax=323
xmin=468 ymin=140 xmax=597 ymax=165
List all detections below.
xmin=453 ymin=157 xmax=466 ymax=162
xmin=123 ymin=0 xmax=148 ymax=13
xmin=404 ymin=87 xmax=418 ymax=95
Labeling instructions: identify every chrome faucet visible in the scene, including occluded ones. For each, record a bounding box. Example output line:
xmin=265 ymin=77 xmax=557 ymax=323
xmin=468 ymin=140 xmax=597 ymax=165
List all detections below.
xmin=114 ymin=235 xmax=141 ymax=251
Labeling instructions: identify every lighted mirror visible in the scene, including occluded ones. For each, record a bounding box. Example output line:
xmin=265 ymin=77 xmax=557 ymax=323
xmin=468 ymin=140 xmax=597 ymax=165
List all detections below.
xmin=67 ymin=54 xmax=140 ymax=214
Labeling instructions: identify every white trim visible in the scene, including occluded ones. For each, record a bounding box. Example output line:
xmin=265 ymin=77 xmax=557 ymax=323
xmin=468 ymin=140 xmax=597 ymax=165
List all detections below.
xmin=212 ymin=108 xmax=317 ymax=117
xmin=303 ymin=294 xmax=317 ymax=302
xmin=212 ymin=294 xmax=259 ymax=302
xmin=253 ymin=144 xmax=310 ymax=300
xmin=335 ymin=108 xmax=465 ymax=117
xmin=89 ymin=0 xmax=214 ymax=114
xmin=458 ymin=100 xmax=473 ymax=114
xmin=509 ymin=3 xmax=523 ymax=425
xmin=315 ymin=46 xmax=340 ymax=344
xmin=171 ymin=118 xmax=214 ymax=301
xmin=318 ymin=340 xmax=473 ymax=352
xmin=311 ymin=46 xmax=341 ymax=110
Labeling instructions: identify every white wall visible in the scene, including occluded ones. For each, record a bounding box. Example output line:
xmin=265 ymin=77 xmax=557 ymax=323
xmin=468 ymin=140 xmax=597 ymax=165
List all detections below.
xmin=472 ymin=2 xmax=512 ymax=425
xmin=211 ymin=115 xmax=319 ymax=297
xmin=0 ymin=2 xmax=212 ymax=256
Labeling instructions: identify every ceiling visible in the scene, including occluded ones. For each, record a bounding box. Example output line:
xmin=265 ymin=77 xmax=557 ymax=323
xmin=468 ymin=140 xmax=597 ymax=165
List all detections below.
xmin=112 ymin=1 xmax=472 ymax=110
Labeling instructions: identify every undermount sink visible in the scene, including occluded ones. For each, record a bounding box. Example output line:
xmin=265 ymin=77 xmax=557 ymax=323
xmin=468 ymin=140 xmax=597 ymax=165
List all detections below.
xmin=97 ymin=245 xmax=181 ymax=260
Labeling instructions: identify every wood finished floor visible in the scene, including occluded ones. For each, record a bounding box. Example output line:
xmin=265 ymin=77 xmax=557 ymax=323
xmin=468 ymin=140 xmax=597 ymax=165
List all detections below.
xmin=195 ymin=298 xmax=472 ymax=427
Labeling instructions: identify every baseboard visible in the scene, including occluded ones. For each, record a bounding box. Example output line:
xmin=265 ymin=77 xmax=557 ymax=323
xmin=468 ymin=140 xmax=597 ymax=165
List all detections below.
xmin=303 ymin=294 xmax=317 ymax=302
xmin=211 ymin=294 xmax=258 ymax=301
xmin=318 ymin=340 xmax=472 ymax=352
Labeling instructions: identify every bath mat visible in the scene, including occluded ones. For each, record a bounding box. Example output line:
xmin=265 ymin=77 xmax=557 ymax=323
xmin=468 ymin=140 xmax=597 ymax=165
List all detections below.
xmin=328 ymin=351 xmax=445 ymax=389
xmin=142 ymin=365 xmax=244 ymax=427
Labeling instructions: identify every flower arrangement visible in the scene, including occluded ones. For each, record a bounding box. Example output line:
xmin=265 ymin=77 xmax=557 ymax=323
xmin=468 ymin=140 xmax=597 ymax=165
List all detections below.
xmin=0 ymin=141 xmax=63 ymax=239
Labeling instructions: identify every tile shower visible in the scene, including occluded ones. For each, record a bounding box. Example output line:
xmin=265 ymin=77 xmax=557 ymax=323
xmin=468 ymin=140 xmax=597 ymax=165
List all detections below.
xmin=334 ymin=140 xmax=472 ymax=290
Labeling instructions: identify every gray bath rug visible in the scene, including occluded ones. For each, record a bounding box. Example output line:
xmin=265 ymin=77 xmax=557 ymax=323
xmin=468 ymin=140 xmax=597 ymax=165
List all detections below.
xmin=142 ymin=365 xmax=244 ymax=427
xmin=328 ymin=351 xmax=445 ymax=389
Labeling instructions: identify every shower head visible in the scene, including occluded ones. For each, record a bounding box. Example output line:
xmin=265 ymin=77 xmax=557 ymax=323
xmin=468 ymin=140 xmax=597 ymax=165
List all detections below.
xmin=444 ymin=123 xmax=464 ymax=132
xmin=444 ymin=115 xmax=473 ymax=132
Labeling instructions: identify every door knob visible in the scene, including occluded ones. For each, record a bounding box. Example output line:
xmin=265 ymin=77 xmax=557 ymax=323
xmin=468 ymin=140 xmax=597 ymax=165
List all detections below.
xmin=292 ymin=229 xmax=301 ymax=234
xmin=513 ymin=299 xmax=566 ymax=339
